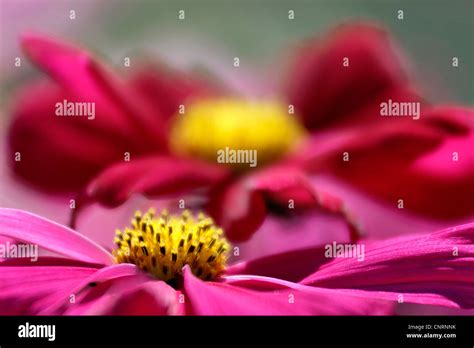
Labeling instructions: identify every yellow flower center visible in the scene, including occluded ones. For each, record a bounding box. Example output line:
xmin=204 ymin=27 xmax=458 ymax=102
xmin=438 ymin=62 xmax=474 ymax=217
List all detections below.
xmin=169 ymin=98 xmax=306 ymax=169
xmin=113 ymin=209 xmax=230 ymax=282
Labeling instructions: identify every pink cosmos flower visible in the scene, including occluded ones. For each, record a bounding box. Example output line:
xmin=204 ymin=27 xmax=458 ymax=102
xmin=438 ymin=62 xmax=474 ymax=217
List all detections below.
xmin=1 ymin=208 xmax=473 ymax=315
xmin=7 ymin=23 xmax=474 ymax=243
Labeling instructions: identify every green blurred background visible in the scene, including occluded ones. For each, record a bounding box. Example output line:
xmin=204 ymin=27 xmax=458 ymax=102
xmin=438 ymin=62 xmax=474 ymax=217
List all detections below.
xmin=1 ymin=0 xmax=473 ymax=108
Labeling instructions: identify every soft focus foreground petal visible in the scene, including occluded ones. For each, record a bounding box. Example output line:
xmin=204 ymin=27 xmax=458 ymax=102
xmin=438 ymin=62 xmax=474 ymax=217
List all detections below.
xmin=286 ymin=23 xmax=409 ymax=131
xmin=301 ymin=223 xmax=474 ymax=308
xmin=207 ymin=166 xmax=361 ymax=242
xmin=70 ymin=156 xmax=230 ymax=227
xmin=184 ymin=267 xmax=393 ymax=315
xmin=0 ymin=208 xmax=113 ymax=265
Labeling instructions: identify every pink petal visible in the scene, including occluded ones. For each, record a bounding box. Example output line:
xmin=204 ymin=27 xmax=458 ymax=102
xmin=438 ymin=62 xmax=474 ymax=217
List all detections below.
xmin=301 ymin=223 xmax=474 ymax=308
xmin=286 ymin=23 xmax=410 ymax=131
xmin=0 ymin=262 xmax=99 ymax=314
xmin=7 ymin=81 xmax=148 ymax=192
xmin=307 ymin=175 xmax=473 ymax=240
xmin=8 ymin=34 xmax=169 ymax=192
xmin=41 ymin=263 xmax=146 ymax=314
xmin=183 ymin=267 xmax=393 ymax=315
xmin=206 ymin=176 xmax=267 ymax=242
xmin=322 ymin=107 xmax=474 ymax=220
xmin=47 ymin=264 xmax=180 ymax=315
xmin=227 ymin=245 xmax=328 ymax=283
xmin=0 ymin=260 xmax=149 ymax=315
xmin=21 ymin=33 xmax=165 ymax=146
xmin=127 ymin=62 xmax=213 ymax=123
xmin=67 ymin=279 xmax=181 ymax=315
xmin=232 ymin=209 xmax=352 ymax=262
xmin=286 ymin=107 xmax=473 ymax=220
xmin=0 ymin=208 xmax=113 ymax=265
xmin=70 ymin=155 xmax=230 ymax=227
xmin=207 ymin=166 xmax=361 ymax=242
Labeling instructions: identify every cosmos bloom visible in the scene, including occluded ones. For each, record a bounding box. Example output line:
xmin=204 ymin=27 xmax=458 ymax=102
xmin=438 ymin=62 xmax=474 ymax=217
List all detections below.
xmin=7 ymin=23 xmax=474 ymax=242
xmin=1 ymin=208 xmax=473 ymax=315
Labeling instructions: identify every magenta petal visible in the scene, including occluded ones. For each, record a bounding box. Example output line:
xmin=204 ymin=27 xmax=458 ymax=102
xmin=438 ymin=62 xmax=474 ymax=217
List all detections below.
xmin=52 ymin=265 xmax=181 ymax=315
xmin=7 ymin=81 xmax=133 ymax=192
xmin=42 ymin=263 xmax=146 ymax=314
xmin=208 ymin=166 xmax=360 ymax=241
xmin=71 ymin=155 xmax=229 ymax=226
xmin=294 ymin=107 xmax=474 ymax=220
xmin=286 ymin=119 xmax=442 ymax=173
xmin=184 ymin=267 xmax=392 ymax=315
xmin=301 ymin=223 xmax=474 ymax=308
xmin=206 ymin=176 xmax=267 ymax=242
xmin=21 ymin=33 xmax=166 ymax=147
xmin=227 ymin=245 xmax=328 ymax=283
xmin=9 ymin=34 xmax=169 ymax=193
xmin=0 ymin=263 xmax=99 ymax=314
xmin=128 ymin=63 xmax=212 ymax=122
xmin=69 ymin=279 xmax=181 ymax=315
xmin=286 ymin=23 xmax=409 ymax=131
xmin=0 ymin=261 xmax=151 ymax=315
xmin=0 ymin=208 xmax=113 ymax=265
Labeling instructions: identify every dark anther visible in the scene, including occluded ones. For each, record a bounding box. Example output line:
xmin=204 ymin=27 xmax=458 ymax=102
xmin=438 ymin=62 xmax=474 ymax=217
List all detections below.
xmin=196 ymin=242 xmax=204 ymax=253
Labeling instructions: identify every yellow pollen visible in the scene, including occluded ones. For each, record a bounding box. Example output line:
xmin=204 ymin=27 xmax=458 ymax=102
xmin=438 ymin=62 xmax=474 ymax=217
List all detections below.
xmin=169 ymin=98 xmax=307 ymax=169
xmin=113 ymin=209 xmax=231 ymax=282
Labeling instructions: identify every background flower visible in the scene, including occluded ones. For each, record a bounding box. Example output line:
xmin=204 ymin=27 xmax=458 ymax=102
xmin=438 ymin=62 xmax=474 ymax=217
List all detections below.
xmin=4 ymin=24 xmax=474 ymax=244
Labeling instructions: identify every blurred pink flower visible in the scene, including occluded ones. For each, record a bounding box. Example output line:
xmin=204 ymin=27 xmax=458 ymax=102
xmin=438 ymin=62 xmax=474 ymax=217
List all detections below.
xmin=7 ymin=23 xmax=474 ymax=242
xmin=1 ymin=208 xmax=473 ymax=315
